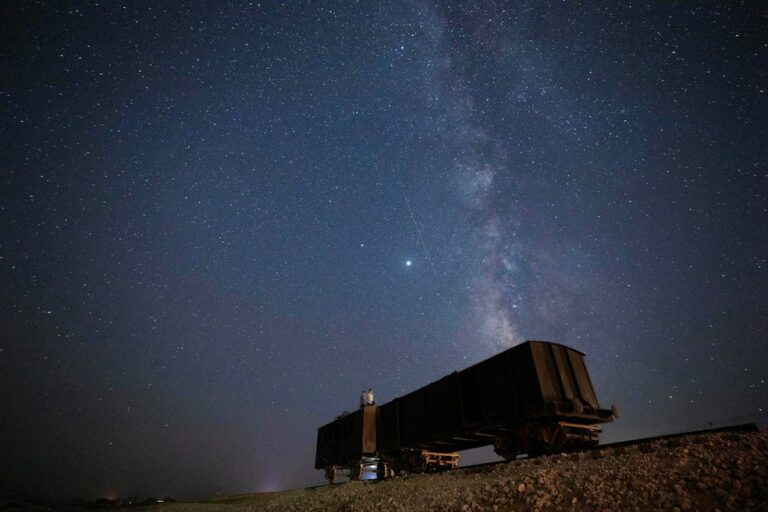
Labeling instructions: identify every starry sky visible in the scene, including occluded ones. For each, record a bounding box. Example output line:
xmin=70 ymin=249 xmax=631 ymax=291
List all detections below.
xmin=2 ymin=0 xmax=767 ymax=501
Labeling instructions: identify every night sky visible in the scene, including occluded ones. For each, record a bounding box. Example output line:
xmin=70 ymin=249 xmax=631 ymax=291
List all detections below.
xmin=2 ymin=0 xmax=767 ymax=501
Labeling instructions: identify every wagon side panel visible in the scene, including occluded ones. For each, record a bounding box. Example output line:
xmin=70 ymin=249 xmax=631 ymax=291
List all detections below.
xmin=424 ymin=373 xmax=463 ymax=438
xmin=398 ymin=388 xmax=426 ymax=445
xmin=567 ymin=348 xmax=599 ymax=408
xmin=377 ymin=401 xmax=399 ymax=454
xmin=509 ymin=342 xmax=542 ymax=416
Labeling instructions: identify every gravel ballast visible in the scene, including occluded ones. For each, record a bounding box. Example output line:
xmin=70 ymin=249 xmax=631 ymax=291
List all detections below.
xmin=166 ymin=430 xmax=767 ymax=511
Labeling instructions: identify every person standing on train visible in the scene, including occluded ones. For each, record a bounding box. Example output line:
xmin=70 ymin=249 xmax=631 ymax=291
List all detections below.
xmin=367 ymin=388 xmax=375 ymax=406
xmin=360 ymin=390 xmax=367 ymax=408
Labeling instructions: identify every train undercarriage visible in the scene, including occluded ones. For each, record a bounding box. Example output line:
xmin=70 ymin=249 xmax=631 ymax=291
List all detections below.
xmin=492 ymin=420 xmax=602 ymax=459
xmin=387 ymin=448 xmax=460 ymax=476
xmin=323 ymin=449 xmax=460 ymax=483
xmin=322 ymin=421 xmax=602 ymax=483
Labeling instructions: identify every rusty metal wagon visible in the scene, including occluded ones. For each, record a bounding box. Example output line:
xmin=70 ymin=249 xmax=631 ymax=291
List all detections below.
xmin=315 ymin=340 xmax=616 ymax=482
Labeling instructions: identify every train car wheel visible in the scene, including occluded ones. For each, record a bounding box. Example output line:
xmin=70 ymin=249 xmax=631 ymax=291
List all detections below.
xmin=493 ymin=435 xmax=519 ymax=460
xmin=376 ymin=461 xmax=387 ymax=479
xmin=534 ymin=424 xmax=567 ymax=454
xmin=407 ymin=452 xmax=423 ymax=473
xmin=349 ymin=462 xmax=363 ymax=480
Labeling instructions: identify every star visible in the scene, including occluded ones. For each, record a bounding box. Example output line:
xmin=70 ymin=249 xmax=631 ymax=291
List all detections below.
xmin=405 ymin=260 xmax=412 ymax=267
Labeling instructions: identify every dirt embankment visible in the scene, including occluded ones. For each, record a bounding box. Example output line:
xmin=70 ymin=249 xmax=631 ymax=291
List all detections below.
xmin=171 ymin=430 xmax=767 ymax=511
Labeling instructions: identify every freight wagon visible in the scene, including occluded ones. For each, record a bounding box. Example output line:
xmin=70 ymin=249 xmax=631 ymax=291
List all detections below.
xmin=315 ymin=340 xmax=617 ymax=482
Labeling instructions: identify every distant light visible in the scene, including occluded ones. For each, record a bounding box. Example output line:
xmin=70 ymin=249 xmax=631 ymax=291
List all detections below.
xmin=259 ymin=482 xmax=280 ymax=492
xmin=405 ymin=260 xmax=412 ymax=267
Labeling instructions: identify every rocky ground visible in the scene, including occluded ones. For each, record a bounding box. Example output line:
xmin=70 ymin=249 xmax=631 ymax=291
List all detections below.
xmin=164 ymin=430 xmax=768 ymax=512
xmin=5 ymin=430 xmax=764 ymax=512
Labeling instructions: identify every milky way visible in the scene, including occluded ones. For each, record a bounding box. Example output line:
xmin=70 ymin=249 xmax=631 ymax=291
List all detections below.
xmin=1 ymin=0 xmax=766 ymax=500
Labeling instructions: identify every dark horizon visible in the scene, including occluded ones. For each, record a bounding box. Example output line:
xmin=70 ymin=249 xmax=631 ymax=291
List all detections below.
xmin=2 ymin=0 xmax=766 ymax=501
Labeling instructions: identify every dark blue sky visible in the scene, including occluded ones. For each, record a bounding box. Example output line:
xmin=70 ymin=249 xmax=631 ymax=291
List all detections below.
xmin=2 ymin=0 xmax=766 ymax=500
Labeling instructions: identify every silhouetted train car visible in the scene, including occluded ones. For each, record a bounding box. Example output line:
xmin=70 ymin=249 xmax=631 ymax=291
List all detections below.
xmin=315 ymin=340 xmax=616 ymax=481
xmin=314 ymin=405 xmax=377 ymax=482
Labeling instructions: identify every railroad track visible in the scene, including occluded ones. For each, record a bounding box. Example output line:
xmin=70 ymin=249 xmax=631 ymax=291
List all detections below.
xmin=306 ymin=423 xmax=759 ymax=489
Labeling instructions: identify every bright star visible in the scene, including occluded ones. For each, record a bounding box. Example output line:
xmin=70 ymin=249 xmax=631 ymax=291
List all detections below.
xmin=405 ymin=260 xmax=412 ymax=267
